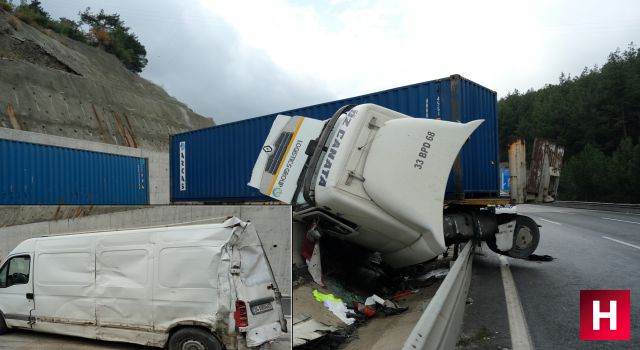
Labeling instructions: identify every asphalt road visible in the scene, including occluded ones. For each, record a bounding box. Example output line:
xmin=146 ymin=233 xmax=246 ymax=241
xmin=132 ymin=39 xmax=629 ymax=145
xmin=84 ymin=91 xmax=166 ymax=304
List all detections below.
xmin=0 ymin=319 xmax=292 ymax=350
xmin=460 ymin=204 xmax=640 ymax=349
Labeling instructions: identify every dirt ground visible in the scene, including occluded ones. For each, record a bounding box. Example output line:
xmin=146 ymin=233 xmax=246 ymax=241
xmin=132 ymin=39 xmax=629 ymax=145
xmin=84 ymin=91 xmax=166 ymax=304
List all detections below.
xmin=340 ymin=282 xmax=441 ymax=350
xmin=0 ymin=330 xmax=149 ymax=350
xmin=293 ymin=278 xmax=443 ymax=349
xmin=293 ymin=284 xmax=346 ymax=328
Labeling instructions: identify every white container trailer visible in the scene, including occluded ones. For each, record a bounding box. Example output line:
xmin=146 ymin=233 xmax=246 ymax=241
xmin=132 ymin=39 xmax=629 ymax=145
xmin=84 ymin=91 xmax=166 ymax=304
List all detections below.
xmin=0 ymin=217 xmax=286 ymax=350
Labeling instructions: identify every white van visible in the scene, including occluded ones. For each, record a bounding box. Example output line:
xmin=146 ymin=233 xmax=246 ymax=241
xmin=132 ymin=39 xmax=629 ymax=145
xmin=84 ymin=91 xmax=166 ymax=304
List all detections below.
xmin=0 ymin=217 xmax=286 ymax=350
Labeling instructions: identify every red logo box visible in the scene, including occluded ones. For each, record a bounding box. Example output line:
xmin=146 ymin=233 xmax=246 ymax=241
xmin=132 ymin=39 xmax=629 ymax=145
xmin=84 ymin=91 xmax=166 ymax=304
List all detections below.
xmin=580 ymin=290 xmax=630 ymax=341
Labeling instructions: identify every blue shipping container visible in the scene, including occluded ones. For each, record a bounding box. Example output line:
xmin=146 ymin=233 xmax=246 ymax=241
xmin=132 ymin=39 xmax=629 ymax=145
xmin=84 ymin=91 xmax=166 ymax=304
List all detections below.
xmin=171 ymin=74 xmax=499 ymax=202
xmin=0 ymin=139 xmax=148 ymax=205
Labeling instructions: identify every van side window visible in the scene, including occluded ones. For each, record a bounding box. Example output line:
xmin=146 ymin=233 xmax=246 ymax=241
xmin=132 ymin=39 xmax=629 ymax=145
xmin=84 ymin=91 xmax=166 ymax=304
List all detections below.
xmin=0 ymin=255 xmax=31 ymax=288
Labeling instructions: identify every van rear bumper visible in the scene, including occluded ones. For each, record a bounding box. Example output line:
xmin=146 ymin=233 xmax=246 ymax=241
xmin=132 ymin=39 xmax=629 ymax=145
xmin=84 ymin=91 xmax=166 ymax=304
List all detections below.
xmin=245 ymin=321 xmax=285 ymax=347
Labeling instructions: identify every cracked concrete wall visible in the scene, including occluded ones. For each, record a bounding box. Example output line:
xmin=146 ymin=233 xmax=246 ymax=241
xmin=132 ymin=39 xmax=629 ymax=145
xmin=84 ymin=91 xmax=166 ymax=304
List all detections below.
xmin=0 ymin=205 xmax=292 ymax=295
xmin=0 ymin=10 xmax=213 ymax=152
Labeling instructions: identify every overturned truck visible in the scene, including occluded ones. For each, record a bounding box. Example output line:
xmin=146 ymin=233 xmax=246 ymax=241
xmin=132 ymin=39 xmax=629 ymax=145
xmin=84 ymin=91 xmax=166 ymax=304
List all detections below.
xmin=249 ymin=103 xmax=540 ymax=270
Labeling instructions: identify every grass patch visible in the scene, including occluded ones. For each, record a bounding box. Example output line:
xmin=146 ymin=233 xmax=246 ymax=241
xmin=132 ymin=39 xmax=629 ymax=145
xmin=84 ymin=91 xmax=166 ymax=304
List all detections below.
xmin=0 ymin=1 xmax=12 ymax=12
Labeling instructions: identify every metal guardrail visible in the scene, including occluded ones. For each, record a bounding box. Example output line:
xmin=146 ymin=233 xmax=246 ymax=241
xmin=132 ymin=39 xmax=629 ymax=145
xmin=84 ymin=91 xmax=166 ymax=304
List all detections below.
xmin=553 ymin=200 xmax=640 ymax=208
xmin=403 ymin=242 xmax=474 ymax=350
xmin=550 ymin=201 xmax=640 ymax=213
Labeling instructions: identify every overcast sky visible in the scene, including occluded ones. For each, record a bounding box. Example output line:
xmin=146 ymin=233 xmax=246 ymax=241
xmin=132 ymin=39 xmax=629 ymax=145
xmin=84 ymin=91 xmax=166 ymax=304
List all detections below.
xmin=46 ymin=0 xmax=640 ymax=124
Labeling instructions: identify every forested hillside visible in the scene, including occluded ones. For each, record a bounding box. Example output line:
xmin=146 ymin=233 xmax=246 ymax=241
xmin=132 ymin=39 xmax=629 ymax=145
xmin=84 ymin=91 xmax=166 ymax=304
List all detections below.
xmin=499 ymin=45 xmax=640 ymax=203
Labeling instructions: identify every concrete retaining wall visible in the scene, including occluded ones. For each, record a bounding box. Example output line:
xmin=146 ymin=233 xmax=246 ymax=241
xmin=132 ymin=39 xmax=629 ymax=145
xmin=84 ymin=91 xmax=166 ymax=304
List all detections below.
xmin=0 ymin=205 xmax=143 ymax=228
xmin=0 ymin=205 xmax=292 ymax=295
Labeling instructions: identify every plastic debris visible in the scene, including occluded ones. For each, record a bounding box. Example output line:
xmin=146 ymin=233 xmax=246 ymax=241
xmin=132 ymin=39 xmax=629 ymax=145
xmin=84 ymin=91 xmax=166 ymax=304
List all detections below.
xmin=323 ymin=299 xmax=356 ymax=325
xmin=364 ymin=294 xmax=385 ymax=306
xmin=312 ymin=290 xmax=356 ymax=325
xmin=313 ymin=289 xmax=342 ymax=303
xmin=353 ymin=294 xmax=409 ymax=318
xmin=382 ymin=304 xmax=409 ymax=316
xmin=292 ymin=317 xmax=337 ymax=347
xmin=307 ymin=241 xmax=325 ymax=287
xmin=415 ymin=268 xmax=449 ymax=281
xmin=352 ymin=300 xmax=376 ymax=317
xmin=381 ymin=299 xmax=409 ymax=316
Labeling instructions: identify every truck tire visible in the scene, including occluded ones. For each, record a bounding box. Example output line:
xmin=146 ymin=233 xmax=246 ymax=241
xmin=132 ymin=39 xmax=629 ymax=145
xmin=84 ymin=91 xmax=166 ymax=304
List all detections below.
xmin=0 ymin=313 xmax=8 ymax=335
xmin=487 ymin=215 xmax=539 ymax=259
xmin=168 ymin=328 xmax=222 ymax=350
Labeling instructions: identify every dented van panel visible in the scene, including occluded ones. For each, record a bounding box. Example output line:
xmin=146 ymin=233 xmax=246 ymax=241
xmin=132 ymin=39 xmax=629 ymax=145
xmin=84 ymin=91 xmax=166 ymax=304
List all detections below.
xmin=227 ymin=218 xmax=287 ymax=346
xmin=0 ymin=217 xmax=284 ymax=349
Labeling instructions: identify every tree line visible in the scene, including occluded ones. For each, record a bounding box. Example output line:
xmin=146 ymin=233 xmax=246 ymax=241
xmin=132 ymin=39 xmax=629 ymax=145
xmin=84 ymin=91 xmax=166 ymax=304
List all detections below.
xmin=1 ymin=0 xmax=147 ymax=72
xmin=499 ymin=44 xmax=640 ymax=203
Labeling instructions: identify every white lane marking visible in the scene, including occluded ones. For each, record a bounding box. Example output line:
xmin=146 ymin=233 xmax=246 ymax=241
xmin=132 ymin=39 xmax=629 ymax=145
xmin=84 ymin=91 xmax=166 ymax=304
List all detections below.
xmin=602 ymin=236 xmax=640 ymax=250
xmin=499 ymin=256 xmax=533 ymax=350
xmin=601 ymin=217 xmax=640 ymax=225
xmin=538 ymin=218 xmax=561 ymax=225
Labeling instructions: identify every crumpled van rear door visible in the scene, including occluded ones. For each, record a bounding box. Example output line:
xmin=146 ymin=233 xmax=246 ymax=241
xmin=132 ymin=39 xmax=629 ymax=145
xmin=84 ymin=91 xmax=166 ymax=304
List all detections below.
xmin=227 ymin=218 xmax=286 ymax=347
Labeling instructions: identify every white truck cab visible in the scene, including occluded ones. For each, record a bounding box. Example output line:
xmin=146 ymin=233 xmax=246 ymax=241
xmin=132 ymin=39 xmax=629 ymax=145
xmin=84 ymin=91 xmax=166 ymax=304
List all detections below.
xmin=250 ymin=104 xmax=540 ymax=268
xmin=0 ymin=217 xmax=286 ymax=350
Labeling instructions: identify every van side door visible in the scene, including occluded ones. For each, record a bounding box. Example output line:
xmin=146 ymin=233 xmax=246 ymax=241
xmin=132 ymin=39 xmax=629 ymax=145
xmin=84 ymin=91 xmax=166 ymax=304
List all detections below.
xmin=32 ymin=238 xmax=97 ymax=335
xmin=95 ymin=240 xmax=154 ymax=333
xmin=0 ymin=255 xmax=35 ymax=329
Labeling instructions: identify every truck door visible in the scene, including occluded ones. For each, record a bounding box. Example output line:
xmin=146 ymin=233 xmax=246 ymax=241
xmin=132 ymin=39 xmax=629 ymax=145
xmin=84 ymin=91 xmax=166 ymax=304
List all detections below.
xmin=0 ymin=255 xmax=35 ymax=329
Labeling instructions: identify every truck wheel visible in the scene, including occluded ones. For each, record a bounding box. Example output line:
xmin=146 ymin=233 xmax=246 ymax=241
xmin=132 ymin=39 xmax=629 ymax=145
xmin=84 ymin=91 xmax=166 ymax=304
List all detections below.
xmin=0 ymin=313 xmax=8 ymax=335
xmin=509 ymin=215 xmax=540 ymax=259
xmin=168 ymin=328 xmax=222 ymax=350
xmin=486 ymin=215 xmax=539 ymax=259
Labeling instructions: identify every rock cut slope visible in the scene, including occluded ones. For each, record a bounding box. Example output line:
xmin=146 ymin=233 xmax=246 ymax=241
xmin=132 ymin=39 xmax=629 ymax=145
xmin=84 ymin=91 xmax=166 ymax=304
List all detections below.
xmin=0 ymin=9 xmax=213 ymax=151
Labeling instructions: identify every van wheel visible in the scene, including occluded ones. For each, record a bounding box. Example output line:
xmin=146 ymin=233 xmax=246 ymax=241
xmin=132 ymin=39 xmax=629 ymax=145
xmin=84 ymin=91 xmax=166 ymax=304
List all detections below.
xmin=168 ymin=328 xmax=222 ymax=350
xmin=0 ymin=313 xmax=8 ymax=335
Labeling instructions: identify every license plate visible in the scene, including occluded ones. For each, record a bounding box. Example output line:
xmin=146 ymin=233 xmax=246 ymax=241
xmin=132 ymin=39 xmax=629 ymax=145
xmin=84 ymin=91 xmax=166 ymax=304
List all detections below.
xmin=250 ymin=302 xmax=274 ymax=315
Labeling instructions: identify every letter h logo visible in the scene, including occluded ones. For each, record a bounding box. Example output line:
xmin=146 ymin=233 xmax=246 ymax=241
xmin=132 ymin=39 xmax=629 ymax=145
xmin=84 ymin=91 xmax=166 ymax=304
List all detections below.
xmin=580 ymin=290 xmax=630 ymax=341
